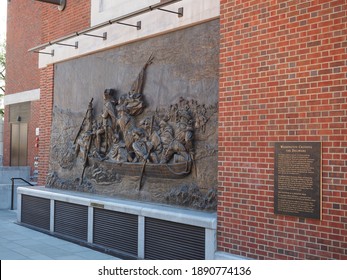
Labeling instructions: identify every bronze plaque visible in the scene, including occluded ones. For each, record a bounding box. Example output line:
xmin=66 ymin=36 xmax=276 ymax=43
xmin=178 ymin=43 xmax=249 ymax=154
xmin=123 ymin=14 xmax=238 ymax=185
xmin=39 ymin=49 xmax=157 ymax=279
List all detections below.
xmin=90 ymin=202 xmax=105 ymax=209
xmin=274 ymin=142 xmax=321 ymax=219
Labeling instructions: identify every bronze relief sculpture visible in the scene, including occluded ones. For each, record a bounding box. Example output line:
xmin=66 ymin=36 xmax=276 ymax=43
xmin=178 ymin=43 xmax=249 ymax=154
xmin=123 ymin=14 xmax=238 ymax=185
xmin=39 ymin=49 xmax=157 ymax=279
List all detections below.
xmin=73 ymin=56 xmax=200 ymax=182
xmin=48 ymin=53 xmax=218 ymax=210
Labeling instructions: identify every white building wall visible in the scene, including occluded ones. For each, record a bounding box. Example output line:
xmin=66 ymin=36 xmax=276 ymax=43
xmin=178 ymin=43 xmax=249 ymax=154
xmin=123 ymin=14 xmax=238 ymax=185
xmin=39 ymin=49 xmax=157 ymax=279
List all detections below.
xmin=91 ymin=0 xmax=159 ymax=26
xmin=3 ymin=88 xmax=40 ymax=106
xmin=38 ymin=0 xmax=220 ymax=68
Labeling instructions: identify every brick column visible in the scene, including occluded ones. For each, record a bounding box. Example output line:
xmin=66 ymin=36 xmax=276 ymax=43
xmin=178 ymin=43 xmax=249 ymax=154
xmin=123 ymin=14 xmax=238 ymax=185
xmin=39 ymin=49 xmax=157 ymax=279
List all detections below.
xmin=38 ymin=65 xmax=54 ymax=185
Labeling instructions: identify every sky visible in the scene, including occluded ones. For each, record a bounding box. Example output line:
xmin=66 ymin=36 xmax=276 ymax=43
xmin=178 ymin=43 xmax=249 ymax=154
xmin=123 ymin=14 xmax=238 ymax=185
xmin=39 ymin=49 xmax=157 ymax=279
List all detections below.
xmin=0 ymin=0 xmax=7 ymax=42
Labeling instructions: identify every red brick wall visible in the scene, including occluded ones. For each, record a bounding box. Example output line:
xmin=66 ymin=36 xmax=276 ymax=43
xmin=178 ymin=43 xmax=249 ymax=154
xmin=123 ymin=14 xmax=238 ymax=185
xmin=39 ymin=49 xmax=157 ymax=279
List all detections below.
xmin=38 ymin=66 xmax=54 ymax=185
xmin=4 ymin=0 xmax=41 ymax=171
xmin=28 ymin=100 xmax=41 ymax=177
xmin=218 ymin=0 xmax=347 ymax=259
xmin=5 ymin=0 xmax=90 ymax=180
xmin=41 ymin=0 xmax=91 ymax=42
xmin=6 ymin=0 xmax=41 ymax=94
xmin=37 ymin=0 xmax=91 ymax=184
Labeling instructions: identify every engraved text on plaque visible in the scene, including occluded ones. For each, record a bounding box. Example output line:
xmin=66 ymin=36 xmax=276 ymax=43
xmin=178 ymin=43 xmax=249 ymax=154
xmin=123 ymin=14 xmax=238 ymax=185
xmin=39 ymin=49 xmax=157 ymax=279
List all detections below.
xmin=274 ymin=142 xmax=321 ymax=219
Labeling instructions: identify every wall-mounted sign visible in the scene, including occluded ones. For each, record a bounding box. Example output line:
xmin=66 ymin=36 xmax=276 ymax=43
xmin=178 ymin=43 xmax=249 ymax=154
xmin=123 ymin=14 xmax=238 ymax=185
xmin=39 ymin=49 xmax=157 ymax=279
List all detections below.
xmin=274 ymin=142 xmax=322 ymax=219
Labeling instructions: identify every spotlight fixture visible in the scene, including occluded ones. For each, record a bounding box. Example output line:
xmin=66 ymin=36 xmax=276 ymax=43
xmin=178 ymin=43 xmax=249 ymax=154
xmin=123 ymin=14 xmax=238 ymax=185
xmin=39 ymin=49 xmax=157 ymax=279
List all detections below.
xmin=34 ymin=0 xmax=66 ymax=11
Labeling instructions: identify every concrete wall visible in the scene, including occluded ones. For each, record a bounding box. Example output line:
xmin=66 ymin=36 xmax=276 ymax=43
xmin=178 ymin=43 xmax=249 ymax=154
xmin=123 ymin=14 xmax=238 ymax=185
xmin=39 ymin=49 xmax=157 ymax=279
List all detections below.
xmin=0 ymin=185 xmax=22 ymax=210
xmin=17 ymin=186 xmax=217 ymax=259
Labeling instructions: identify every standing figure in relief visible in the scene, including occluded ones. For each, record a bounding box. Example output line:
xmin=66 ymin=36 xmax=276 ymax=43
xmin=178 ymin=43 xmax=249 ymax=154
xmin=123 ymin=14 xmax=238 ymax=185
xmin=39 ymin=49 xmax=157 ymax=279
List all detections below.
xmin=74 ymin=98 xmax=95 ymax=161
xmin=175 ymin=107 xmax=194 ymax=152
xmin=158 ymin=117 xmax=190 ymax=164
xmin=95 ymin=89 xmax=117 ymax=154
xmin=132 ymin=128 xmax=158 ymax=163
xmin=139 ymin=116 xmax=162 ymax=162
xmin=116 ymin=104 xmax=137 ymax=152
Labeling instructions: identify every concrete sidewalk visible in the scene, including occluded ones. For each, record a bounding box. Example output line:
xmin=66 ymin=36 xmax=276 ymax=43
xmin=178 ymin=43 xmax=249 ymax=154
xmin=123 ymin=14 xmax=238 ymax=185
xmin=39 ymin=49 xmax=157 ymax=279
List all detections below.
xmin=0 ymin=210 xmax=118 ymax=260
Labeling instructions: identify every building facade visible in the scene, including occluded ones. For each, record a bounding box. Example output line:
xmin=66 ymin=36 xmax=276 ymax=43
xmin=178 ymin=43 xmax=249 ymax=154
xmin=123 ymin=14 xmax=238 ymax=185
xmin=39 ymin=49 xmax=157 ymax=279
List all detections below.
xmin=218 ymin=0 xmax=347 ymax=259
xmin=4 ymin=0 xmax=41 ymax=175
xmin=4 ymin=0 xmax=347 ymax=259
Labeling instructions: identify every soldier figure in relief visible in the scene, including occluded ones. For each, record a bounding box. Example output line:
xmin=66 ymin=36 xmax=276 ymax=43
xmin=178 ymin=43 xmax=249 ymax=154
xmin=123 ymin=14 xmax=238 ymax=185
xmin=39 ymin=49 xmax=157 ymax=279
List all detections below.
xmin=106 ymin=133 xmax=132 ymax=162
xmin=95 ymin=89 xmax=117 ymax=154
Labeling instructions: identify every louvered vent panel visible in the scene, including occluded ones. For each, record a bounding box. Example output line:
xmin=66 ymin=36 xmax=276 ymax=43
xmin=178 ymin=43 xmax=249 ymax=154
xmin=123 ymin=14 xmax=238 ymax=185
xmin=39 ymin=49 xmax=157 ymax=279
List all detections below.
xmin=21 ymin=195 xmax=50 ymax=231
xmin=54 ymin=201 xmax=88 ymax=241
xmin=93 ymin=208 xmax=138 ymax=256
xmin=145 ymin=218 xmax=205 ymax=260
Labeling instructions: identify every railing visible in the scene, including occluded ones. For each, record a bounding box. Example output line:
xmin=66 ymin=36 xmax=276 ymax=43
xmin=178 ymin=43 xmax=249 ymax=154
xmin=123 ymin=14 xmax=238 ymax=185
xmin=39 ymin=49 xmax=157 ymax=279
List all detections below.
xmin=11 ymin=178 xmax=34 ymax=210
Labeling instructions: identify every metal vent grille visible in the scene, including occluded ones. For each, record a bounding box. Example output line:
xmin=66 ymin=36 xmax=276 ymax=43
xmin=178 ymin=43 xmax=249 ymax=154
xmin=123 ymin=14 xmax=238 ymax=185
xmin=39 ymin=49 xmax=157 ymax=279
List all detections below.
xmin=54 ymin=201 xmax=88 ymax=241
xmin=21 ymin=195 xmax=50 ymax=231
xmin=93 ymin=208 xmax=138 ymax=256
xmin=145 ymin=218 xmax=205 ymax=260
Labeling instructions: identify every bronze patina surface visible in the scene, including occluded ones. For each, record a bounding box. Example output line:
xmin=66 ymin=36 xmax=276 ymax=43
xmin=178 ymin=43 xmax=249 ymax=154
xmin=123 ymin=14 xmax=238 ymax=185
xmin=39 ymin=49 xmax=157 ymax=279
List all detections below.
xmin=274 ymin=142 xmax=322 ymax=219
xmin=48 ymin=20 xmax=219 ymax=210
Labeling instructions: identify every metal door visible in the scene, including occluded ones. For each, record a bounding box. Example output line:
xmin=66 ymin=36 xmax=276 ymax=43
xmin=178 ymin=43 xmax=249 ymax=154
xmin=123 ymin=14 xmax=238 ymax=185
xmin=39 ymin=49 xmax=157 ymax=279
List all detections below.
xmin=10 ymin=123 xmax=28 ymax=166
